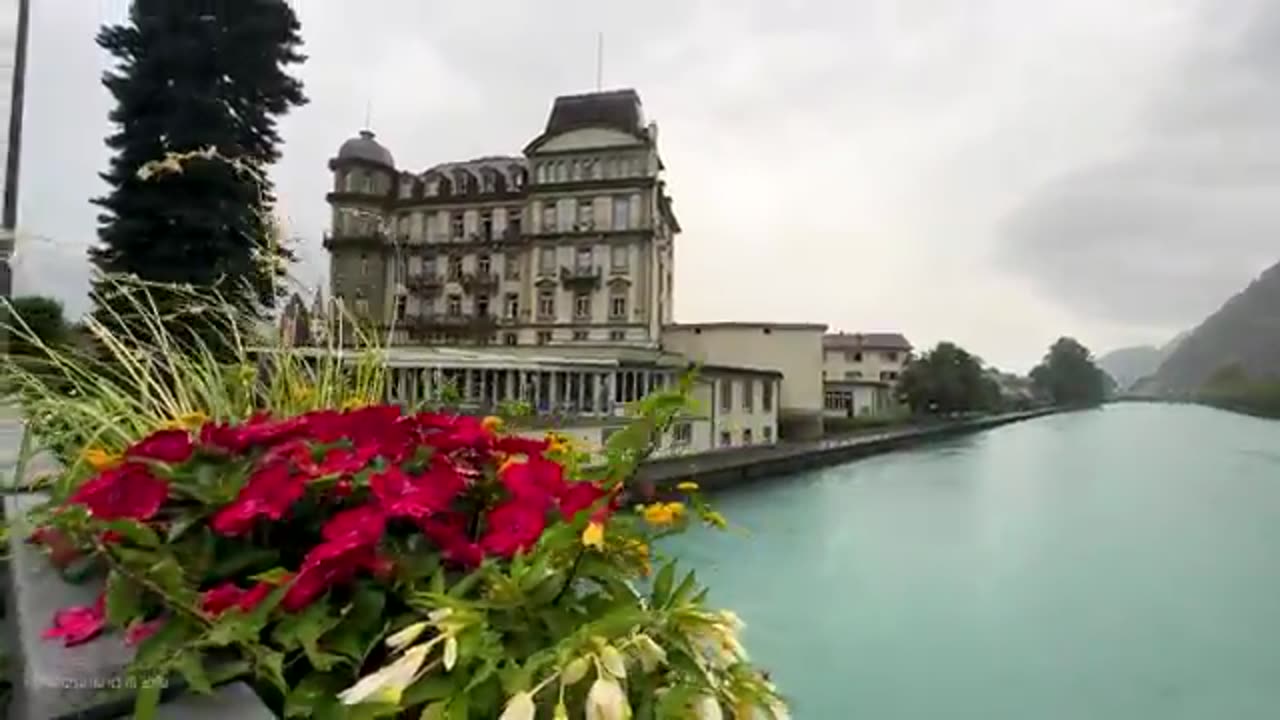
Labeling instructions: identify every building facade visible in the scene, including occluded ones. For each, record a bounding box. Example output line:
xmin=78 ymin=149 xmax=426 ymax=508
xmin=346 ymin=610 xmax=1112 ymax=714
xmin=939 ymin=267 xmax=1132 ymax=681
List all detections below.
xmin=661 ymin=322 xmax=826 ymax=440
xmin=324 ymin=89 xmax=679 ymax=349
xmin=822 ymin=332 xmax=912 ymax=417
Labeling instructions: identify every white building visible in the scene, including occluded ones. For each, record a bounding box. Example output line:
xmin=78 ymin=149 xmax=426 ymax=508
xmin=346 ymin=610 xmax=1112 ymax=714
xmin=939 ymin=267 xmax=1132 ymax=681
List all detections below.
xmin=822 ymin=332 xmax=912 ymax=418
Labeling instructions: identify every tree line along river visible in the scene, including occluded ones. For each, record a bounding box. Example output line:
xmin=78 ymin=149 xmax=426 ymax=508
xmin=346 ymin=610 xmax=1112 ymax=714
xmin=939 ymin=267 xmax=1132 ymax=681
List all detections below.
xmin=667 ymin=403 xmax=1280 ymax=719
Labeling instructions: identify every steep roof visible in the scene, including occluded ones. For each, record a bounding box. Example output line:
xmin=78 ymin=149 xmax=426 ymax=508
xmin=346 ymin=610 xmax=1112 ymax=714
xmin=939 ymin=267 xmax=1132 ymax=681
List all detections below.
xmin=823 ymin=332 xmax=912 ymax=351
xmin=544 ymin=89 xmax=645 ymax=137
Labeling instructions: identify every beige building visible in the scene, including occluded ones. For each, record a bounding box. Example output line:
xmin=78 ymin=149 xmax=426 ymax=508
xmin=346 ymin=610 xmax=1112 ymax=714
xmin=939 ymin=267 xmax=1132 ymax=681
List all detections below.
xmin=324 ymin=89 xmax=678 ymax=349
xmin=286 ymin=345 xmax=777 ymax=457
xmin=661 ymin=322 xmax=826 ymax=439
xmin=822 ymin=332 xmax=912 ymax=417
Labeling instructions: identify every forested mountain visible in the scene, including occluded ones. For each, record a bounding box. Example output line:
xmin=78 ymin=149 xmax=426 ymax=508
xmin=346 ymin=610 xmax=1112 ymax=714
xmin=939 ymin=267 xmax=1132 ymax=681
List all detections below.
xmin=1150 ymin=261 xmax=1280 ymax=392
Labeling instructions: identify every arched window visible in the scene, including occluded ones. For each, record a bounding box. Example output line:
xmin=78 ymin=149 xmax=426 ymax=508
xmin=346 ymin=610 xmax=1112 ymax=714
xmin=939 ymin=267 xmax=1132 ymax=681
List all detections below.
xmin=438 ymin=177 xmax=453 ymax=196
xmin=482 ymin=170 xmax=496 ymax=193
xmin=555 ymin=161 xmax=567 ymax=183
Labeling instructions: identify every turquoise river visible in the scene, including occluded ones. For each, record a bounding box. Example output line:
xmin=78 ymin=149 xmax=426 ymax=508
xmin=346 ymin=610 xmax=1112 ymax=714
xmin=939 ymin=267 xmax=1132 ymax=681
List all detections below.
xmin=666 ymin=403 xmax=1280 ymax=719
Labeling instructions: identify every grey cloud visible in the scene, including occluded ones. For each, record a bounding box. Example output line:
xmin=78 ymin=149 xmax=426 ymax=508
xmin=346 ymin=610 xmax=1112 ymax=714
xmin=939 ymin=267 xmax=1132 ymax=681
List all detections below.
xmin=1003 ymin=0 xmax=1280 ymax=331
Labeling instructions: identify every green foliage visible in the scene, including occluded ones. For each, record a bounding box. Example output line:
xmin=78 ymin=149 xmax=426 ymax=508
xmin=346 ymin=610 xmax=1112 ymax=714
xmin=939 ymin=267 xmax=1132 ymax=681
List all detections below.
xmin=1029 ymin=337 xmax=1110 ymax=406
xmin=895 ymin=342 xmax=998 ymax=414
xmin=1194 ymin=363 xmax=1280 ymax=418
xmin=6 ymin=296 xmax=69 ymax=355
xmin=90 ymin=0 xmax=308 ymax=347
xmin=6 ymin=282 xmax=787 ymax=719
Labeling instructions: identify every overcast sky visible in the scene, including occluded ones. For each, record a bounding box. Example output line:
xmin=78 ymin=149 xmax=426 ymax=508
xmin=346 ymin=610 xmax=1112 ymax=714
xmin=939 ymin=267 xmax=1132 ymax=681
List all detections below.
xmin=11 ymin=0 xmax=1280 ymax=371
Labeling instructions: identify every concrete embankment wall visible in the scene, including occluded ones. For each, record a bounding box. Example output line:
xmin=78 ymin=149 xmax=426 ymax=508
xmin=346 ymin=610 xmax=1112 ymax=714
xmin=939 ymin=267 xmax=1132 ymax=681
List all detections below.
xmin=635 ymin=409 xmax=1058 ymax=492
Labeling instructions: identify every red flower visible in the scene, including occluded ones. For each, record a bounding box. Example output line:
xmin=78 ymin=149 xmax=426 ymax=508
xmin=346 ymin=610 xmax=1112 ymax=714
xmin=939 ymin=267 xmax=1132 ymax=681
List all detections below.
xmin=30 ymin=527 xmax=82 ymax=569
xmin=558 ymin=481 xmax=614 ymax=522
xmin=321 ymin=505 xmax=386 ymax=545
xmin=282 ymin=534 xmax=376 ymax=612
xmin=299 ymin=445 xmax=379 ymax=479
xmin=500 ymin=456 xmax=567 ymax=508
xmin=201 ymin=583 xmax=246 ymax=616
xmin=200 ymin=579 xmax=282 ymax=617
xmin=68 ymin=463 xmax=169 ymax=521
xmin=211 ymin=461 xmax=304 ymax=536
xmin=125 ymin=618 xmax=165 ymax=646
xmin=43 ymin=594 xmax=105 ymax=647
xmin=332 ymin=479 xmax=354 ymax=498
xmin=418 ymin=512 xmax=483 ymax=567
xmin=417 ymin=414 xmax=494 ymax=453
xmin=125 ymin=429 xmax=194 ymax=464
xmin=480 ymin=501 xmax=546 ymax=558
xmin=369 ymin=467 xmax=460 ymax=520
xmin=200 ymin=413 xmax=308 ymax=454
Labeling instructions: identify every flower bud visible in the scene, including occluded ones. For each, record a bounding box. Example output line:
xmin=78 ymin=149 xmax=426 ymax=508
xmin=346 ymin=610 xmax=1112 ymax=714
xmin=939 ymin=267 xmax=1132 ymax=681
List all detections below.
xmin=585 ymin=676 xmax=630 ymax=720
xmin=632 ymin=634 xmax=667 ymax=673
xmin=600 ymin=644 xmax=628 ymax=679
xmin=561 ymin=656 xmax=590 ymax=686
xmin=498 ymin=691 xmax=536 ymax=720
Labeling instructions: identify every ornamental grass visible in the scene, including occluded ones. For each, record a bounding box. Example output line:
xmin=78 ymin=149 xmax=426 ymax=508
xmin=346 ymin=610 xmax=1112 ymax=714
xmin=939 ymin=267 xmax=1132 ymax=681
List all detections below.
xmin=0 ymin=277 xmax=788 ymax=720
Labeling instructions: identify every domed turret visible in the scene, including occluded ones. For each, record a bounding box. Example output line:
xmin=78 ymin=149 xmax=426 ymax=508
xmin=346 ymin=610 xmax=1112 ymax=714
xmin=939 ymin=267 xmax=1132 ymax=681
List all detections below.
xmin=336 ymin=130 xmax=394 ymax=168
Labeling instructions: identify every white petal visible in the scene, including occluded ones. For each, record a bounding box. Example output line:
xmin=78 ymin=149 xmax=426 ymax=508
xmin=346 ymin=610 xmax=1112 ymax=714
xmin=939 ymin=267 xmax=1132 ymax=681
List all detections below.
xmin=693 ymin=695 xmax=724 ymax=720
xmin=443 ymin=635 xmax=458 ymax=671
xmin=498 ymin=691 xmax=537 ymax=720
xmin=386 ymin=621 xmax=428 ymax=650
xmin=586 ymin=677 xmax=630 ymax=720
xmin=338 ymin=643 xmax=431 ymax=706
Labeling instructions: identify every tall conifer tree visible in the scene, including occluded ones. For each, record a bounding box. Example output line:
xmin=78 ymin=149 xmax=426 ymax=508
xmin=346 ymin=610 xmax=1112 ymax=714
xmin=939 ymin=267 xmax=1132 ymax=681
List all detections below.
xmin=90 ymin=0 xmax=307 ymax=346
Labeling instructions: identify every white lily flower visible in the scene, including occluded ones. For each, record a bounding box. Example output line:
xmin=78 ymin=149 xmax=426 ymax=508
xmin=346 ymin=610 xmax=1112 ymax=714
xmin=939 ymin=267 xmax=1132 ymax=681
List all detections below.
xmin=428 ymin=607 xmax=453 ymax=624
xmin=585 ymin=676 xmax=631 ymax=720
xmin=338 ymin=643 xmax=431 ymax=706
xmin=632 ymin=634 xmax=667 ymax=673
xmin=600 ymin=644 xmax=628 ymax=679
xmin=498 ymin=691 xmax=537 ymax=720
xmin=385 ymin=621 xmax=428 ymax=651
xmin=443 ymin=635 xmax=459 ymax=671
xmin=693 ymin=695 xmax=724 ymax=720
xmin=717 ymin=610 xmax=746 ymax=634
xmin=768 ymin=699 xmax=791 ymax=720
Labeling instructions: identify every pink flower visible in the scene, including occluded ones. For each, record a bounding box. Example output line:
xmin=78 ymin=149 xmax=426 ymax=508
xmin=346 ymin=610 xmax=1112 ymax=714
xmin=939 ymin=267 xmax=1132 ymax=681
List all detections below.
xmin=68 ymin=463 xmax=169 ymax=521
xmin=558 ymin=481 xmax=612 ymax=522
xmin=480 ymin=501 xmax=546 ymax=558
xmin=43 ymin=594 xmax=106 ymax=647
xmin=125 ymin=429 xmax=194 ymax=464
xmin=369 ymin=467 xmax=460 ymax=520
xmin=282 ymin=534 xmax=376 ymax=612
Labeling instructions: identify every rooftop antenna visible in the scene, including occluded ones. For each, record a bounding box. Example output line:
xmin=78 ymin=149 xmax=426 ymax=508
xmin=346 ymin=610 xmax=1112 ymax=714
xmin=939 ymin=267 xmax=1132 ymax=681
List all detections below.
xmin=595 ymin=32 xmax=604 ymax=91
xmin=364 ymin=100 xmax=373 ymax=131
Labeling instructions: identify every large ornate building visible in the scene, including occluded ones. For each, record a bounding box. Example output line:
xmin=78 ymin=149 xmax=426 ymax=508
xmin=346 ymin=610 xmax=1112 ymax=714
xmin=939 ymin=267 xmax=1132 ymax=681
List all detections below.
xmin=324 ymin=89 xmax=679 ymax=348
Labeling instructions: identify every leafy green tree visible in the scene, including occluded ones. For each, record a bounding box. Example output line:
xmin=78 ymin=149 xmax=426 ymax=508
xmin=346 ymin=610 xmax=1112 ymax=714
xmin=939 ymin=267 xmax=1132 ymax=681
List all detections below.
xmin=7 ymin=295 xmax=69 ymax=355
xmin=896 ymin=341 xmax=992 ymax=414
xmin=1030 ymin=337 xmax=1109 ymax=406
xmin=89 ymin=0 xmax=307 ymax=348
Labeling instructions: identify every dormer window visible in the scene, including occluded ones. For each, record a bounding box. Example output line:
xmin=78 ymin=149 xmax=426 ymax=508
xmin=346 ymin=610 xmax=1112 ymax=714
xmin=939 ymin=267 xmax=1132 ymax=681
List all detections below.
xmin=482 ymin=172 xmax=495 ymax=193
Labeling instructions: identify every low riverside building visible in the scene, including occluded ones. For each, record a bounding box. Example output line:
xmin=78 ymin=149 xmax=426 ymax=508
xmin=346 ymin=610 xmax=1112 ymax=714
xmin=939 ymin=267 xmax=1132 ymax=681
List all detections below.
xmin=822 ymin=332 xmax=912 ymax=417
xmin=285 ymin=345 xmax=779 ymax=457
xmin=660 ymin=322 xmax=826 ymax=440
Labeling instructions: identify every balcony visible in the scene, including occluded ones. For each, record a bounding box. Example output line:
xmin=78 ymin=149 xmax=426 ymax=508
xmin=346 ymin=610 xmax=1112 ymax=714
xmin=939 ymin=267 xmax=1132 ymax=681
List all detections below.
xmin=405 ymin=313 xmax=498 ymax=340
xmin=405 ymin=273 xmax=443 ymax=296
xmin=322 ymin=229 xmax=385 ymax=250
xmin=559 ymin=265 xmax=603 ymax=291
xmin=461 ymin=272 xmax=500 ymax=294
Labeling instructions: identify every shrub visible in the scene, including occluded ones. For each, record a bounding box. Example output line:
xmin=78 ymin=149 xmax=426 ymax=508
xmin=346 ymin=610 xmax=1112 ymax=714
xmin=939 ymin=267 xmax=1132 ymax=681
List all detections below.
xmin=3 ymin=278 xmax=788 ymax=720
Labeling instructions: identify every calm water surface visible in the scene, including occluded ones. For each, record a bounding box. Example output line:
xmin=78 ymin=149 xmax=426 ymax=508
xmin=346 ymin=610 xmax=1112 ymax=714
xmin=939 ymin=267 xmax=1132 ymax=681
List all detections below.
xmin=666 ymin=404 xmax=1280 ymax=719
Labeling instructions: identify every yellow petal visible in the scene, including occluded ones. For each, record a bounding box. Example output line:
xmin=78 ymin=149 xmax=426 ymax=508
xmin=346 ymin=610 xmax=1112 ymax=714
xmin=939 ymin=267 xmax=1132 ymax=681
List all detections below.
xmin=676 ymin=481 xmax=699 ymax=492
xmin=82 ymin=448 xmax=119 ymax=471
xmin=582 ymin=521 xmax=606 ymax=550
xmin=482 ymin=416 xmax=504 ymax=433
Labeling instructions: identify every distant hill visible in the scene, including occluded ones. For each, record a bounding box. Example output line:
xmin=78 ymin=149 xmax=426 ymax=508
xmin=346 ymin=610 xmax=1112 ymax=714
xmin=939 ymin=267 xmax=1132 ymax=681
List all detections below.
xmin=1150 ymin=260 xmax=1280 ymax=393
xmin=1098 ymin=335 xmax=1186 ymax=391
xmin=1098 ymin=346 xmax=1162 ymax=391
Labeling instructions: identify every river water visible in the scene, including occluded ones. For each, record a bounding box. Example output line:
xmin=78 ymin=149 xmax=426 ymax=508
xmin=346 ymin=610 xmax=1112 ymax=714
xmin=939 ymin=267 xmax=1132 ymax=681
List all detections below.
xmin=666 ymin=404 xmax=1280 ymax=719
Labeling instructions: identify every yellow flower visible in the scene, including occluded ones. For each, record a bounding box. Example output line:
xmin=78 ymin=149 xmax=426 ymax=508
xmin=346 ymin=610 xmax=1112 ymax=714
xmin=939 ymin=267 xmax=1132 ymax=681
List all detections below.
xmin=341 ymin=397 xmax=366 ymax=411
xmin=676 ymin=481 xmax=700 ymax=493
xmin=82 ymin=447 xmax=119 ymax=471
xmin=582 ymin=521 xmax=606 ymax=550
xmin=642 ymin=503 xmax=676 ymax=527
xmin=703 ymin=510 xmax=728 ymax=530
xmin=666 ymin=501 xmax=686 ymax=520
xmin=482 ymin=416 xmax=504 ymax=433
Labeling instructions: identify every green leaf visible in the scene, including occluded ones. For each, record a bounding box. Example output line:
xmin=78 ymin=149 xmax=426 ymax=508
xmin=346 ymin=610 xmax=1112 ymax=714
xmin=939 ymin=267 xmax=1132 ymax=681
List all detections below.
xmin=447 ymin=565 xmax=487 ymax=598
xmin=165 ymin=512 xmax=204 ymax=543
xmin=133 ymin=616 xmax=197 ymax=668
xmin=254 ymin=648 xmax=288 ymax=693
xmin=104 ymin=571 xmax=143 ymax=628
xmin=447 ymin=693 xmax=470 ymax=720
xmin=285 ymin=672 xmax=347 ymax=718
xmin=209 ymin=547 xmax=279 ymax=580
xmin=175 ymin=651 xmax=213 ymax=694
xmin=272 ymin=598 xmax=343 ymax=668
xmin=250 ymin=567 xmax=294 ymax=584
xmin=102 ymin=518 xmax=160 ymax=547
xmin=402 ymin=674 xmax=454 ymax=706
xmin=420 ymin=701 xmax=449 ymax=720
xmin=652 ymin=561 xmax=676 ymax=607
xmin=322 ymin=584 xmax=387 ymax=662
xmin=669 ymin=570 xmax=699 ymax=607
xmin=134 ymin=682 xmax=162 ymax=720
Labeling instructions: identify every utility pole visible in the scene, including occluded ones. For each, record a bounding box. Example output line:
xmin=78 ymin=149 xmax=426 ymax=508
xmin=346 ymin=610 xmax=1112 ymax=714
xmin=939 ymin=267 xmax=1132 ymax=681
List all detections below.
xmin=1 ymin=0 xmax=31 ymax=301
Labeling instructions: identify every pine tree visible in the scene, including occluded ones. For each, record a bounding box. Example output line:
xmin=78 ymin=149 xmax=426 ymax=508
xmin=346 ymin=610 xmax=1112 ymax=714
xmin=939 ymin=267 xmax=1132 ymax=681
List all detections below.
xmin=90 ymin=0 xmax=307 ymax=349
